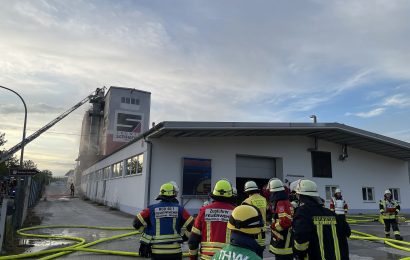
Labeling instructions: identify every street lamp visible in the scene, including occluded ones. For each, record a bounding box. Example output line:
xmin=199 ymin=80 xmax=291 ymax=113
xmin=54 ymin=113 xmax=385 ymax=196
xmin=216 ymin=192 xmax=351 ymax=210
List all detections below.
xmin=0 ymin=86 xmax=27 ymax=167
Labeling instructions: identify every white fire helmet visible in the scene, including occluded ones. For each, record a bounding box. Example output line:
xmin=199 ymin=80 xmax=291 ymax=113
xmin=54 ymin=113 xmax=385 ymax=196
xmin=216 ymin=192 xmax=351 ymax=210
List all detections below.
xmin=295 ymin=179 xmax=319 ymax=197
xmin=244 ymin=181 xmax=259 ymax=193
xmin=268 ymin=178 xmax=285 ymax=192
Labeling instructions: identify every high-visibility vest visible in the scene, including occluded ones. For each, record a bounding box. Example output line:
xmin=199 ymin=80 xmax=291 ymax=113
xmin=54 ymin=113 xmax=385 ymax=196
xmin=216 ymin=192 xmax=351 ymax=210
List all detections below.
xmin=243 ymin=194 xmax=268 ymax=247
xmin=330 ymin=197 xmax=348 ymax=215
xmin=379 ymin=199 xmax=400 ymax=219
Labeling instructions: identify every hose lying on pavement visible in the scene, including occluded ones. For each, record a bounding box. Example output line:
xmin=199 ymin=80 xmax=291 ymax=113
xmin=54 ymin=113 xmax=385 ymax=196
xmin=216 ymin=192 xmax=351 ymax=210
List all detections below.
xmin=0 ymin=217 xmax=409 ymax=259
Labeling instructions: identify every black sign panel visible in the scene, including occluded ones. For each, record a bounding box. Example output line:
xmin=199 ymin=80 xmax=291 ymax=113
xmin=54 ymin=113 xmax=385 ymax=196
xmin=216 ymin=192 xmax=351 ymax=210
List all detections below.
xmin=10 ymin=168 xmax=40 ymax=176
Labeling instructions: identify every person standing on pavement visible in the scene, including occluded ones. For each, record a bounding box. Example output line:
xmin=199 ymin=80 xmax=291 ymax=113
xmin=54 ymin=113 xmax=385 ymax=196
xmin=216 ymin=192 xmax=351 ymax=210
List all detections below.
xmin=268 ymin=178 xmax=293 ymax=260
xmin=212 ymin=205 xmax=265 ymax=260
xmin=330 ymin=188 xmax=348 ymax=222
xmin=133 ymin=182 xmax=194 ymax=259
xmin=379 ymin=189 xmax=403 ymax=240
xmin=70 ymin=183 xmax=75 ymax=197
xmin=242 ymin=181 xmax=267 ymax=249
xmin=292 ymin=179 xmax=351 ymax=260
xmin=188 ymin=179 xmax=236 ymax=260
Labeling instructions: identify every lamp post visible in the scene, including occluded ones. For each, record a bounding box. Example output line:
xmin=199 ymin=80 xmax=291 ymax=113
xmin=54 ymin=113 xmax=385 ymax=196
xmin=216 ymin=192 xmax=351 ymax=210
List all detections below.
xmin=0 ymin=86 xmax=27 ymax=167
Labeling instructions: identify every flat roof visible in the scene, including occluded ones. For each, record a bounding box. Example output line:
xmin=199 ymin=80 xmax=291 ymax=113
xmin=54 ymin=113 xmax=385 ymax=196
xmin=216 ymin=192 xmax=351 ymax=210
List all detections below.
xmin=110 ymin=121 xmax=410 ymax=161
xmin=105 ymin=86 xmax=151 ymax=96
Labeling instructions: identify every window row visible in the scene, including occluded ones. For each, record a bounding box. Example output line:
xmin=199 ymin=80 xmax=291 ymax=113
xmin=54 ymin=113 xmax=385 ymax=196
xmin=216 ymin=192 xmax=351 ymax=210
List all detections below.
xmin=121 ymin=97 xmax=140 ymax=105
xmin=83 ymin=153 xmax=144 ymax=182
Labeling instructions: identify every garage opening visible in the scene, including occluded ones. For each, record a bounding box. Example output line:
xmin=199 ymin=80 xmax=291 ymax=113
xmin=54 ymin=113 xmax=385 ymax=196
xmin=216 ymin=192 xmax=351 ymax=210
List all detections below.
xmin=236 ymin=155 xmax=276 ymax=203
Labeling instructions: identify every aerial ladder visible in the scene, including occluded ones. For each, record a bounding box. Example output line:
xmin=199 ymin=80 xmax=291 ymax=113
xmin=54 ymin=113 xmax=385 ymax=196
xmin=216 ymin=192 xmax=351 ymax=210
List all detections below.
xmin=0 ymin=87 xmax=105 ymax=164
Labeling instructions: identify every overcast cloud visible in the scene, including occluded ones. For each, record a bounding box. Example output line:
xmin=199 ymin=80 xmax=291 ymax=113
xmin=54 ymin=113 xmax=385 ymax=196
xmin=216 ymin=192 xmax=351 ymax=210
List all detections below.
xmin=1 ymin=0 xmax=410 ymax=175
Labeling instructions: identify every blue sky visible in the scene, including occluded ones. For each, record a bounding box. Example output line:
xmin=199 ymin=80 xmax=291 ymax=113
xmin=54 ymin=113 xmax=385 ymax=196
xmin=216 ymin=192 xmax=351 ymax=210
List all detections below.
xmin=1 ymin=0 xmax=410 ymax=175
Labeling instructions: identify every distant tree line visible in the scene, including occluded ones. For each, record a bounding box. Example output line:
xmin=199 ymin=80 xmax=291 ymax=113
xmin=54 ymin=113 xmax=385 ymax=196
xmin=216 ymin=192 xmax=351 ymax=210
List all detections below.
xmin=0 ymin=132 xmax=53 ymax=183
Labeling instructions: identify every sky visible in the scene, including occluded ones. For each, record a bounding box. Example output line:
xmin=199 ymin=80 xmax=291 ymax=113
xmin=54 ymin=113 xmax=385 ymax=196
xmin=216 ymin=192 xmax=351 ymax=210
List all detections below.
xmin=1 ymin=0 xmax=410 ymax=176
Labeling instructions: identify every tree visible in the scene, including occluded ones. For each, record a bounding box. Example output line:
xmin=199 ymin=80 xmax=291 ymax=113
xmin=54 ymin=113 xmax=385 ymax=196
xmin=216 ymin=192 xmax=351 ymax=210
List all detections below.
xmin=34 ymin=169 xmax=52 ymax=185
xmin=0 ymin=132 xmax=18 ymax=177
xmin=23 ymin=160 xmax=37 ymax=170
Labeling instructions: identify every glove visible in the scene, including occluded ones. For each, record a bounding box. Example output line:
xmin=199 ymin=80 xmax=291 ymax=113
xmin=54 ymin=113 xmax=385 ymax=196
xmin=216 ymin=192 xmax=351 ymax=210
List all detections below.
xmin=139 ymin=243 xmax=152 ymax=258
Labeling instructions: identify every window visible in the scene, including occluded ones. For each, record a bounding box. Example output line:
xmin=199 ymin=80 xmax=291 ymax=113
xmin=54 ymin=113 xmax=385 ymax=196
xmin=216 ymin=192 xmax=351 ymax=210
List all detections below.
xmin=125 ymin=97 xmax=130 ymax=104
xmin=311 ymin=151 xmax=332 ymax=178
xmin=121 ymin=97 xmax=126 ymax=103
xmin=325 ymin=185 xmax=339 ymax=200
xmin=362 ymin=187 xmax=375 ymax=201
xmin=112 ymin=162 xmax=124 ymax=178
xmin=389 ymin=188 xmax=400 ymax=201
xmin=126 ymin=154 xmax=144 ymax=175
xmin=131 ymin=98 xmax=136 ymax=105
xmin=103 ymin=167 xmax=110 ymax=180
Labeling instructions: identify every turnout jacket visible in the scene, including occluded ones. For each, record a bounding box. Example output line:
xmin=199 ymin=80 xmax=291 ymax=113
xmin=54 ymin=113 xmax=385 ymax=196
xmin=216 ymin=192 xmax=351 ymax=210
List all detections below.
xmin=293 ymin=196 xmax=351 ymax=260
xmin=133 ymin=199 xmax=193 ymax=255
xmin=269 ymin=191 xmax=293 ymax=256
xmin=379 ymin=198 xmax=400 ymax=219
xmin=242 ymin=193 xmax=268 ymax=247
xmin=188 ymin=201 xmax=236 ymax=260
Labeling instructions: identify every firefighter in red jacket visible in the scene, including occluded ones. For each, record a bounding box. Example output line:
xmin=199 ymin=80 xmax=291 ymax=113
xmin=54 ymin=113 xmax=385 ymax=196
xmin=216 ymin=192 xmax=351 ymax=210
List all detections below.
xmin=133 ymin=182 xmax=194 ymax=259
xmin=188 ymin=179 xmax=236 ymax=260
xmin=268 ymin=178 xmax=293 ymax=260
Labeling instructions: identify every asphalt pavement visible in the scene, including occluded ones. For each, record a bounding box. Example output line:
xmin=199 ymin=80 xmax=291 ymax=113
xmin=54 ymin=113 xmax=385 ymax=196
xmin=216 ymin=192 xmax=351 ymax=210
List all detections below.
xmin=15 ymin=182 xmax=410 ymax=259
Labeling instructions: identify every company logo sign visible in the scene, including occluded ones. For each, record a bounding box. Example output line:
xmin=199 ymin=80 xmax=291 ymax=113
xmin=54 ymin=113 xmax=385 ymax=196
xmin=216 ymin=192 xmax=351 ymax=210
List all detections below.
xmin=114 ymin=111 xmax=143 ymax=142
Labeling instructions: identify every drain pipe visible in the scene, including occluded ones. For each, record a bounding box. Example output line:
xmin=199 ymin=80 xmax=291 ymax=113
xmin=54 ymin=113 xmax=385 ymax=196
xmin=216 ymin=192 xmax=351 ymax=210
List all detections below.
xmin=145 ymin=138 xmax=153 ymax=207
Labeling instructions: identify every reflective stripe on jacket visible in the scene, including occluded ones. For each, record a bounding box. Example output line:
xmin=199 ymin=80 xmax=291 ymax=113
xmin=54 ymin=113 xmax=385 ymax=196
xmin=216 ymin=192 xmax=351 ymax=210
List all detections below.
xmin=243 ymin=193 xmax=268 ymax=247
xmin=188 ymin=201 xmax=235 ymax=260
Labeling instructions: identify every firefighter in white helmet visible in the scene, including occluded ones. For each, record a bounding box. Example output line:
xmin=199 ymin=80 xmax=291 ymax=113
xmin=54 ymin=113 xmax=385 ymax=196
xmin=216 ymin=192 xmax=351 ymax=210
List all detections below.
xmin=289 ymin=180 xmax=300 ymax=209
xmin=329 ymin=188 xmax=348 ymax=223
xmin=242 ymin=181 xmax=268 ymax=250
xmin=379 ymin=189 xmax=403 ymax=240
xmin=292 ymin=179 xmax=351 ymax=260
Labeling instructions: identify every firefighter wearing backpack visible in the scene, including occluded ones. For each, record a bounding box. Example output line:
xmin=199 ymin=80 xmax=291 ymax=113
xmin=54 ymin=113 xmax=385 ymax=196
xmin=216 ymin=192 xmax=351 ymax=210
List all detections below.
xmin=242 ymin=181 xmax=267 ymax=249
xmin=133 ymin=182 xmax=194 ymax=260
xmin=188 ymin=179 xmax=236 ymax=260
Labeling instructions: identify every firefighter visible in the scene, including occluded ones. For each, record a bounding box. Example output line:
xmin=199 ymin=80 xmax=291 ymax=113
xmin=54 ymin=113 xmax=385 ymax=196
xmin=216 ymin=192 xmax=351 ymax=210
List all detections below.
xmin=268 ymin=178 xmax=293 ymax=260
xmin=242 ymin=181 xmax=267 ymax=249
xmin=289 ymin=180 xmax=300 ymax=209
xmin=169 ymin=181 xmax=180 ymax=203
xmin=330 ymin=188 xmax=348 ymax=222
xmin=133 ymin=182 xmax=194 ymax=259
xmin=292 ymin=179 xmax=351 ymax=260
xmin=188 ymin=179 xmax=236 ymax=260
xmin=380 ymin=189 xmax=403 ymax=240
xmin=212 ymin=205 xmax=265 ymax=260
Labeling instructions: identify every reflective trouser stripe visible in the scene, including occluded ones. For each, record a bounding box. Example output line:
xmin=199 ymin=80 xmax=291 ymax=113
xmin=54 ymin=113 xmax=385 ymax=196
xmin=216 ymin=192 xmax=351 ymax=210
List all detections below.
xmin=269 ymin=245 xmax=293 ymax=255
xmin=394 ymin=231 xmax=401 ymax=235
xmin=316 ymin=224 xmax=325 ymax=260
xmin=151 ymin=243 xmax=182 ymax=254
xmin=331 ymin=224 xmax=341 ymax=260
xmin=257 ymin=232 xmax=265 ymax=246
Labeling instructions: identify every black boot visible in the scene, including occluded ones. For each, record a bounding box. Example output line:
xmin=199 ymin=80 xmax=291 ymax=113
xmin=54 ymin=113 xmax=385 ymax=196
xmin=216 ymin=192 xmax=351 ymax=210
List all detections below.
xmin=395 ymin=234 xmax=403 ymax=241
xmin=385 ymin=234 xmax=390 ymax=238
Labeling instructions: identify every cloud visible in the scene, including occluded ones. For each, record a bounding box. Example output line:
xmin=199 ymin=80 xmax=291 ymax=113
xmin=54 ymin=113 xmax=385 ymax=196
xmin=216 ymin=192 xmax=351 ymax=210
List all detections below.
xmin=346 ymin=108 xmax=386 ymax=118
xmin=0 ymin=103 xmax=65 ymax=114
xmin=383 ymin=94 xmax=410 ymax=108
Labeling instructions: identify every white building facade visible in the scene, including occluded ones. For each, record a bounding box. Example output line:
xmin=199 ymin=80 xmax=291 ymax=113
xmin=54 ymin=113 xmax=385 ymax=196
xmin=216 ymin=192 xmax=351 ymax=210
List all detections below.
xmin=80 ymin=122 xmax=410 ymax=215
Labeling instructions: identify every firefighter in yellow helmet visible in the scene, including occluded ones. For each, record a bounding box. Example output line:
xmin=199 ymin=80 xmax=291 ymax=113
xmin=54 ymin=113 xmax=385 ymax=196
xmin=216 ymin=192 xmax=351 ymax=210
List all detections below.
xmin=292 ymin=179 xmax=351 ymax=260
xmin=188 ymin=179 xmax=236 ymax=260
xmin=380 ymin=189 xmax=403 ymax=240
xmin=133 ymin=182 xmax=194 ymax=259
xmin=242 ymin=181 xmax=267 ymax=249
xmin=212 ymin=205 xmax=264 ymax=260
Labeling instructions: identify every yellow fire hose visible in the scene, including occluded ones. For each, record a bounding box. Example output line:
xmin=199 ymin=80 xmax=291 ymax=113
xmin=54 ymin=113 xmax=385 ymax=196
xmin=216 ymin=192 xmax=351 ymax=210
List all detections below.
xmin=0 ymin=217 xmax=409 ymax=259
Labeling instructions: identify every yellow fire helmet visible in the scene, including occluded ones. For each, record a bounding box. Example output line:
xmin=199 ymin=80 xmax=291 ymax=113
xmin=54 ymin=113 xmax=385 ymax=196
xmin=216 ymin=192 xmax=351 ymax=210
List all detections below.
xmin=227 ymin=205 xmax=264 ymax=235
xmin=212 ymin=179 xmax=233 ymax=198
xmin=159 ymin=182 xmax=176 ymax=197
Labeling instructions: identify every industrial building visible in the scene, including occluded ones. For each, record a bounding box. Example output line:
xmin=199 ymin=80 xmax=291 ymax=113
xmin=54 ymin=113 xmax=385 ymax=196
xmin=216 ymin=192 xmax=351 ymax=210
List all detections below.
xmin=80 ymin=120 xmax=410 ymax=215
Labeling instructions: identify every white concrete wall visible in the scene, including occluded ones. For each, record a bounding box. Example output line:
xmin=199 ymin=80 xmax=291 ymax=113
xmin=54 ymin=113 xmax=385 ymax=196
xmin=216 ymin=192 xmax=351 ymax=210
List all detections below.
xmin=150 ymin=136 xmax=410 ymax=214
xmin=81 ymin=139 xmax=148 ymax=215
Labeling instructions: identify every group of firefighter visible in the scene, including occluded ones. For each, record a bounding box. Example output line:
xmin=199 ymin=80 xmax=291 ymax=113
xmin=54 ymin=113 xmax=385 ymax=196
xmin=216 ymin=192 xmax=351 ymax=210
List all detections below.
xmin=132 ymin=178 xmax=404 ymax=260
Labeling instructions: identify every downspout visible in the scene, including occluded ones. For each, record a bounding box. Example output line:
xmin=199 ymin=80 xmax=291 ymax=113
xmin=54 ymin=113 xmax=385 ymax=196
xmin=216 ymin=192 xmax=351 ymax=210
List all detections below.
xmin=145 ymin=138 xmax=153 ymax=207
